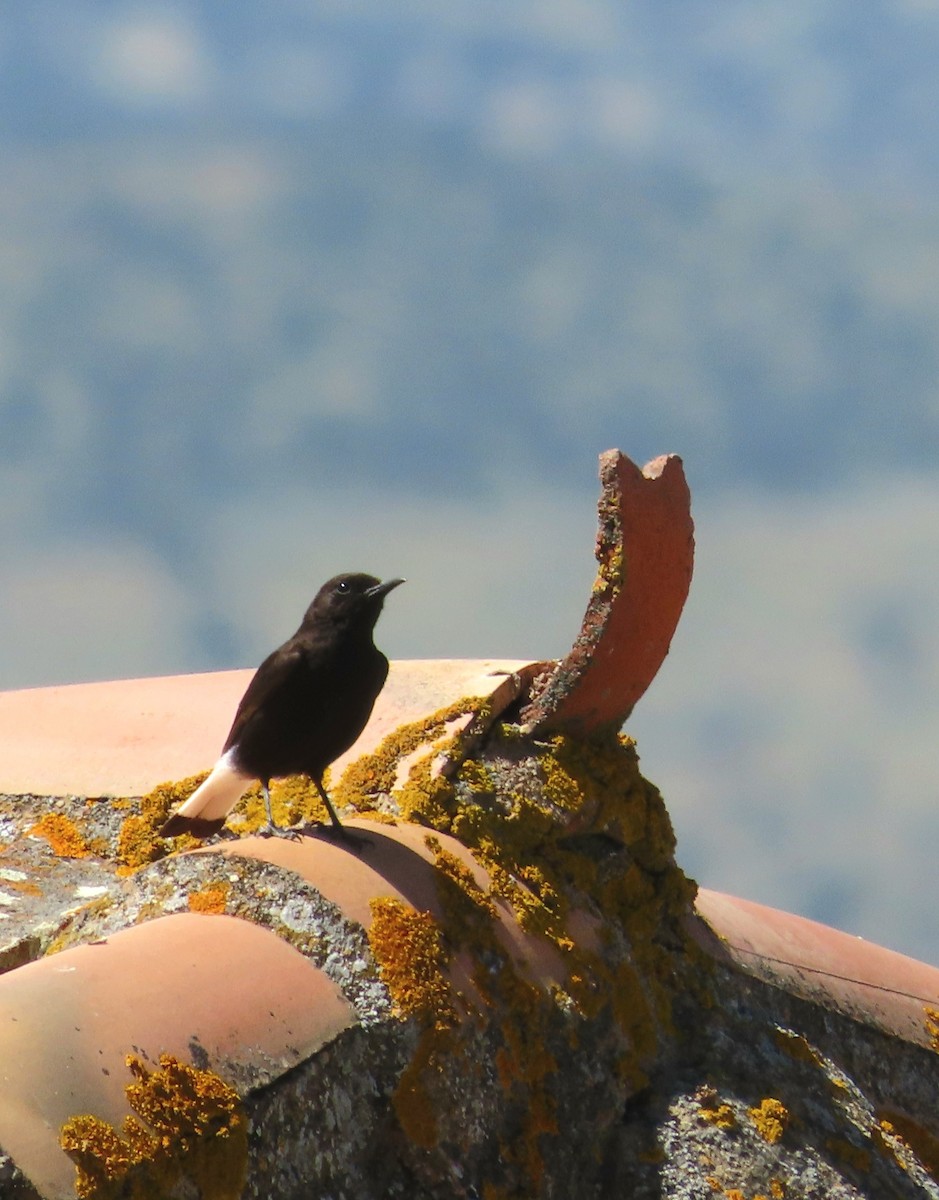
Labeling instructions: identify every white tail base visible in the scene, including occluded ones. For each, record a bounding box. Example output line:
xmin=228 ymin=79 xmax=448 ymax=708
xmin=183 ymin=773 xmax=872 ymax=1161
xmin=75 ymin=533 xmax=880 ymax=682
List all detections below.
xmin=173 ymin=749 xmax=253 ymax=823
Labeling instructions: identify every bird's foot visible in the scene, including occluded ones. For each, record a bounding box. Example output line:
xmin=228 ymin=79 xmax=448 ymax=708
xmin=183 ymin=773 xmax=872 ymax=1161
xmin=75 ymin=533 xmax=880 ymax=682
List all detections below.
xmin=256 ymin=821 xmax=305 ymax=841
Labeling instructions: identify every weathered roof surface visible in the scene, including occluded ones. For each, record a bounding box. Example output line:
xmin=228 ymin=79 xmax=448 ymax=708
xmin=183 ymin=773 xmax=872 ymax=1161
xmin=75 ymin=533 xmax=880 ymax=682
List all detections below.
xmin=693 ymin=888 xmax=939 ymax=1050
xmin=0 ymin=659 xmax=541 ymax=798
xmin=0 ymin=913 xmax=356 ymax=1199
xmin=0 ymin=817 xmax=579 ymax=1199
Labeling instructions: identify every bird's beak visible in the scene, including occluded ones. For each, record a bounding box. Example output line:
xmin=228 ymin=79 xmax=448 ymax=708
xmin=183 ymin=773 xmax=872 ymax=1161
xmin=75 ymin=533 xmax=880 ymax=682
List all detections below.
xmin=366 ymin=577 xmax=406 ymax=599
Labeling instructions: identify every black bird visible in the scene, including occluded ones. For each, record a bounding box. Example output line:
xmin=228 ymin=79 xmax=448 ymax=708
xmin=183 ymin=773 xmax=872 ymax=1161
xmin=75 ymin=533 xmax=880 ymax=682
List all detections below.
xmin=160 ymin=573 xmax=404 ymax=841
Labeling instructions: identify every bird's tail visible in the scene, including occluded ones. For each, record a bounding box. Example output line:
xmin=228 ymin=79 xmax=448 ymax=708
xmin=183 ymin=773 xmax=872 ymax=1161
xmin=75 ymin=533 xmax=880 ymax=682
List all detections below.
xmin=160 ymin=751 xmax=252 ymax=839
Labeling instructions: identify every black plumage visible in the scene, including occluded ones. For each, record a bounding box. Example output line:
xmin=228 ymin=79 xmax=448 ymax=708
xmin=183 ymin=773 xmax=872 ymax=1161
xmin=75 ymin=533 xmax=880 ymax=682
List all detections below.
xmin=161 ymin=572 xmax=404 ymax=840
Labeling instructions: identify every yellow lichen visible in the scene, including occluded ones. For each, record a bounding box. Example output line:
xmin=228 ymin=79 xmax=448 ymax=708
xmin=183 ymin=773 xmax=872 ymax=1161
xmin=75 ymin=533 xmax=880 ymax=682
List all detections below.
xmin=367 ymin=897 xmax=457 ymax=1029
xmin=230 ymin=773 xmax=332 ymax=833
xmin=370 ymin=718 xmax=698 ymax=1161
xmin=117 ymin=773 xmax=211 ymax=870
xmin=876 ymin=1109 xmax=939 ymax=1178
xmin=748 ymin=1098 xmax=789 ymax=1145
xmin=392 ymin=1027 xmax=445 ymax=1149
xmin=87 ymin=691 xmax=697 ymax=1192
xmin=354 ymin=809 xmax=398 ymax=824
xmin=116 ymin=815 xmax=166 ymax=872
xmin=500 ymin=1085 xmax=558 ymax=1190
xmin=425 ymin=837 xmax=496 ymax=928
xmin=28 ymin=813 xmax=90 ymax=858
xmin=698 ymin=1100 xmax=737 ymax=1130
xmin=330 ymin=696 xmax=487 ymax=816
xmin=773 ymin=1027 xmax=823 ymax=1067
xmin=60 ymin=1054 xmax=246 ymax=1200
xmin=367 ymin=897 xmax=462 ymax=1151
xmin=637 ymin=1144 xmax=666 ymax=1164
xmin=925 ymin=1006 xmax=939 ymax=1053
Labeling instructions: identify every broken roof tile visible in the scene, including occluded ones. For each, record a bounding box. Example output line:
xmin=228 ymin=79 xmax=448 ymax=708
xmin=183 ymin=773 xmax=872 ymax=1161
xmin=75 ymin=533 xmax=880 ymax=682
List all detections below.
xmin=521 ymin=449 xmax=694 ymax=734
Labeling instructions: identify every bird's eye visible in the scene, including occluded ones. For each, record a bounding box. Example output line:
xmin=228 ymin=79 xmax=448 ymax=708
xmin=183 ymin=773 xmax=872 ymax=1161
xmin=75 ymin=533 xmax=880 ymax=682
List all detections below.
xmin=336 ymin=580 xmax=350 ymax=594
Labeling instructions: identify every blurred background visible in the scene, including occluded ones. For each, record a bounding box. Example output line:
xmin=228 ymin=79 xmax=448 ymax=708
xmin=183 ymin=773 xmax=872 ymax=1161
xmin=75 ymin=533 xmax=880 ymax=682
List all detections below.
xmin=2 ymin=2 xmax=939 ymax=962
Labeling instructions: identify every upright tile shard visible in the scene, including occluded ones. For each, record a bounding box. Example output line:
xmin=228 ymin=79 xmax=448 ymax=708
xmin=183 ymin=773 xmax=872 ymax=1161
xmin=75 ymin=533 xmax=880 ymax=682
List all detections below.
xmin=521 ymin=449 xmax=694 ymax=733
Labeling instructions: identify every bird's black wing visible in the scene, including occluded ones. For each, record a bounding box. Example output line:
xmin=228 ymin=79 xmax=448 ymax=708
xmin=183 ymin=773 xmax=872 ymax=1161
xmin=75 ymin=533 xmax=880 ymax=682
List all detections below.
xmin=222 ymin=643 xmax=308 ymax=753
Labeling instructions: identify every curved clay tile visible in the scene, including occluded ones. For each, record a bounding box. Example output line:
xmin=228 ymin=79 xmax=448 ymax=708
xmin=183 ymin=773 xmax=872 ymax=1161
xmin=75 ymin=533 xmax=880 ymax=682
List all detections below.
xmin=521 ymin=449 xmax=694 ymax=734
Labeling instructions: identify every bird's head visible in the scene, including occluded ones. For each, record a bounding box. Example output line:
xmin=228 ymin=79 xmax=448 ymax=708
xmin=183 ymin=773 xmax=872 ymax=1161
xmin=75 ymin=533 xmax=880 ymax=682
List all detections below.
xmin=304 ymin=573 xmax=405 ymax=631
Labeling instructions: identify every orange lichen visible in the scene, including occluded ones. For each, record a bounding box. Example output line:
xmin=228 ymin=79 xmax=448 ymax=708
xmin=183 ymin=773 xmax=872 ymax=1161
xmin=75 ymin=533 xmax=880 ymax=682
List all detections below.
xmin=748 ymin=1098 xmax=789 ymax=1145
xmin=188 ymin=884 xmax=230 ymax=915
xmin=0 ymin=876 xmax=42 ymax=896
xmin=28 ymin=813 xmax=90 ymax=858
xmin=60 ymin=1054 xmax=246 ymax=1200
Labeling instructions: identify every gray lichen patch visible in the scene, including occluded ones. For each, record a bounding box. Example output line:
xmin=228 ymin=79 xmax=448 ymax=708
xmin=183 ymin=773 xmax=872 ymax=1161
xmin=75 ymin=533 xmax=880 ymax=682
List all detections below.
xmin=0 ymin=791 xmax=134 ymax=856
xmin=615 ymin=965 xmax=939 ymax=1200
xmin=46 ymin=849 xmax=394 ymax=1027
xmin=0 ymin=828 xmax=124 ymax=972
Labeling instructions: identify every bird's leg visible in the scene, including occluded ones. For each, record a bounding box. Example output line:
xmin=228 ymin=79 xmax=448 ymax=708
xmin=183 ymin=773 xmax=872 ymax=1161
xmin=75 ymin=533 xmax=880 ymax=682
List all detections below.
xmin=315 ymin=778 xmax=345 ymax=833
xmin=303 ymin=777 xmax=369 ymax=848
xmin=256 ymin=781 xmax=302 ymax=840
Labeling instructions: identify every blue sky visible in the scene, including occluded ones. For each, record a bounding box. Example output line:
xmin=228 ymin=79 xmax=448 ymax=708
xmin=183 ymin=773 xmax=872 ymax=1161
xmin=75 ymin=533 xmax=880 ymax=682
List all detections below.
xmin=3 ymin=1 xmax=939 ymax=963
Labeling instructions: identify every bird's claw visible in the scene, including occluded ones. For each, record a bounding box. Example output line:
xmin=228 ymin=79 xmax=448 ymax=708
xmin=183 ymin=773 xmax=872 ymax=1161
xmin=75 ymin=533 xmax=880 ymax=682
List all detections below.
xmin=256 ymin=822 xmax=304 ymax=841
xmin=254 ymin=819 xmax=369 ymax=851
